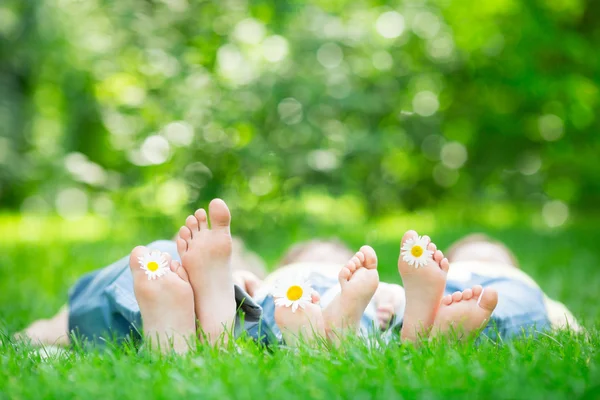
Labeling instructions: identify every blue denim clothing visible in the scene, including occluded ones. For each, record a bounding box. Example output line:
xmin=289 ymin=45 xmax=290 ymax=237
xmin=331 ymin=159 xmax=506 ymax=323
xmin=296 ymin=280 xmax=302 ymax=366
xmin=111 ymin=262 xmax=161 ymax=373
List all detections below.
xmin=68 ymin=240 xmax=270 ymax=349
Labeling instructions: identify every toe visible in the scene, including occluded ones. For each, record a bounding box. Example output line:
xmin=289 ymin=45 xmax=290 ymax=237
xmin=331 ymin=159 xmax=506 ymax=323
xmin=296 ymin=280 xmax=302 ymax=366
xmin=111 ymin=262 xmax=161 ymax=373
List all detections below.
xmin=433 ymin=250 xmax=444 ymax=263
xmin=170 ymin=260 xmax=189 ymax=282
xmin=400 ymin=230 xmax=418 ymax=247
xmin=339 ymin=265 xmax=353 ymax=282
xmin=441 ymin=295 xmax=453 ymax=306
xmin=440 ymin=258 xmax=450 ymax=272
xmin=472 ymin=285 xmax=483 ymax=298
xmin=429 ymin=242 xmax=437 ymax=253
xmin=351 ymin=256 xmax=361 ymax=270
xmin=346 ymin=258 xmax=358 ymax=273
xmin=185 ymin=215 xmax=199 ymax=235
xmin=359 ymin=245 xmax=378 ymax=270
xmin=477 ymin=288 xmax=499 ymax=312
xmin=162 ymin=252 xmax=173 ymax=265
xmin=311 ymin=290 xmax=321 ymax=305
xmin=452 ymin=291 xmax=462 ymax=302
xmin=209 ymin=199 xmax=231 ymax=230
xmin=462 ymin=288 xmax=473 ymax=300
xmin=399 ymin=231 xmax=418 ymax=268
xmin=129 ymin=246 xmax=148 ymax=274
xmin=355 ymin=251 xmax=365 ymax=263
xmin=195 ymin=208 xmax=208 ymax=230
xmin=421 ymin=235 xmax=431 ymax=246
xmin=176 ymin=237 xmax=187 ymax=255
xmin=179 ymin=226 xmax=192 ymax=245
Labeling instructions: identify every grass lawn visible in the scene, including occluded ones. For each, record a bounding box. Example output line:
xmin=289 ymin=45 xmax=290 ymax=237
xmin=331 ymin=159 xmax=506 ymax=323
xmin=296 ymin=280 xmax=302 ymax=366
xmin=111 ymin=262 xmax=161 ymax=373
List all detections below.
xmin=1 ymin=213 xmax=599 ymax=398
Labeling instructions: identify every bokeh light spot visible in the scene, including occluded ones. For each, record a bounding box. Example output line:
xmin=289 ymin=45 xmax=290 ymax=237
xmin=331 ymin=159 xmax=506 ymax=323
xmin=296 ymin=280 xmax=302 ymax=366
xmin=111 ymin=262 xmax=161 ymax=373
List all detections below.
xmin=56 ymin=188 xmax=89 ymax=220
xmin=542 ymin=200 xmax=569 ymax=228
xmin=412 ymin=91 xmax=439 ymax=116
xmin=375 ymin=11 xmax=405 ymax=39
xmin=317 ymin=42 xmax=343 ymax=69
xmin=278 ymin=98 xmax=303 ymax=125
xmin=262 ymin=35 xmax=289 ymax=62
xmin=538 ymin=114 xmax=564 ymax=141
xmin=440 ymin=142 xmax=468 ymax=169
xmin=141 ymin=135 xmax=171 ymax=165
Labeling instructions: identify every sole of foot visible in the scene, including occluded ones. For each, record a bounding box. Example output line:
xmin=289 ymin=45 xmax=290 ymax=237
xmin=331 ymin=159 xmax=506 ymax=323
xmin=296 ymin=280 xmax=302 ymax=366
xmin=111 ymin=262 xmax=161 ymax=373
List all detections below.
xmin=322 ymin=246 xmax=380 ymax=342
xmin=431 ymin=285 xmax=499 ymax=340
xmin=129 ymin=246 xmax=196 ymax=354
xmin=275 ymin=292 xmax=325 ymax=346
xmin=177 ymin=199 xmax=236 ymax=345
xmin=398 ymin=230 xmax=450 ymax=342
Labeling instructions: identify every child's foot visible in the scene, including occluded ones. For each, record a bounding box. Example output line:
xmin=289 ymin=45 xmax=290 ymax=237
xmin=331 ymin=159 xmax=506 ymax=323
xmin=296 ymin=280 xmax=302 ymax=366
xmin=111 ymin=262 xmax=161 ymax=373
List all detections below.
xmin=275 ymin=292 xmax=325 ymax=346
xmin=129 ymin=246 xmax=196 ymax=354
xmin=176 ymin=199 xmax=236 ymax=344
xmin=431 ymin=285 xmax=499 ymax=339
xmin=322 ymin=246 xmax=380 ymax=342
xmin=372 ymin=282 xmax=406 ymax=330
xmin=398 ymin=230 xmax=449 ymax=342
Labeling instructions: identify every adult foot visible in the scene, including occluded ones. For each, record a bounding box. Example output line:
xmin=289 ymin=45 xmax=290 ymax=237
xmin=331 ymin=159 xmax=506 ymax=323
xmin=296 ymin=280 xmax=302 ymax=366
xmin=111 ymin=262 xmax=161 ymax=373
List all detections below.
xmin=398 ymin=230 xmax=449 ymax=342
xmin=275 ymin=292 xmax=325 ymax=346
xmin=176 ymin=199 xmax=236 ymax=344
xmin=431 ymin=285 xmax=499 ymax=339
xmin=129 ymin=246 xmax=196 ymax=354
xmin=322 ymin=246 xmax=379 ymax=342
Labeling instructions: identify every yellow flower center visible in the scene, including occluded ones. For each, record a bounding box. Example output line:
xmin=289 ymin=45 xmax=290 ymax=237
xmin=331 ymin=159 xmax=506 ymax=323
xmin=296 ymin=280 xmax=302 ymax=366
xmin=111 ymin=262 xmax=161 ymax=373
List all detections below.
xmin=411 ymin=245 xmax=424 ymax=258
xmin=147 ymin=261 xmax=159 ymax=272
xmin=286 ymin=285 xmax=304 ymax=301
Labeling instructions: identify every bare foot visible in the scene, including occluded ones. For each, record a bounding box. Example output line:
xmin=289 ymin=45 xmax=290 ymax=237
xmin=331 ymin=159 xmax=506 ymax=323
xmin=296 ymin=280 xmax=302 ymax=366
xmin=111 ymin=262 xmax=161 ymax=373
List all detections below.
xmin=322 ymin=246 xmax=379 ymax=342
xmin=275 ymin=292 xmax=325 ymax=346
xmin=176 ymin=199 xmax=236 ymax=344
xmin=431 ymin=285 xmax=499 ymax=339
xmin=398 ymin=230 xmax=450 ymax=342
xmin=372 ymin=282 xmax=406 ymax=330
xmin=129 ymin=246 xmax=196 ymax=354
xmin=14 ymin=306 xmax=70 ymax=346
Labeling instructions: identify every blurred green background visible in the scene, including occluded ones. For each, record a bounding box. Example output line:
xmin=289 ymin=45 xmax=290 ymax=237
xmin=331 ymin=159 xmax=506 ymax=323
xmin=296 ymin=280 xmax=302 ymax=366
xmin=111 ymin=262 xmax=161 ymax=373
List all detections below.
xmin=2 ymin=0 xmax=599 ymax=227
xmin=1 ymin=0 xmax=600 ymax=329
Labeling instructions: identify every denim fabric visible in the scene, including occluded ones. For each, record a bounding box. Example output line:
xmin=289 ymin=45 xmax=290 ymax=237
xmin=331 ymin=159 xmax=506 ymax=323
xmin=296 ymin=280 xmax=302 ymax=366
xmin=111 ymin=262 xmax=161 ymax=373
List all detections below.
xmin=68 ymin=240 xmax=268 ymax=349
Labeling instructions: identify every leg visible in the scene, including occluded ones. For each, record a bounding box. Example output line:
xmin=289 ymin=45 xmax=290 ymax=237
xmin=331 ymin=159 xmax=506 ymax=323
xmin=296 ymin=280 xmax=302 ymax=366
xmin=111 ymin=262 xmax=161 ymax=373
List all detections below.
xmin=321 ymin=246 xmax=380 ymax=342
xmin=398 ymin=230 xmax=450 ymax=342
xmin=176 ymin=199 xmax=237 ymax=345
xmin=129 ymin=246 xmax=196 ymax=354
xmin=431 ymin=285 xmax=499 ymax=339
xmin=14 ymin=306 xmax=70 ymax=346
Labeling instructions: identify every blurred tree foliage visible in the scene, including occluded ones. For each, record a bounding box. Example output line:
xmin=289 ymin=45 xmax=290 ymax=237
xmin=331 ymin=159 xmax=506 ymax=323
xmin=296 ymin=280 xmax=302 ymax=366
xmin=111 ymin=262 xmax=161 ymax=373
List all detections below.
xmin=0 ymin=0 xmax=599 ymax=222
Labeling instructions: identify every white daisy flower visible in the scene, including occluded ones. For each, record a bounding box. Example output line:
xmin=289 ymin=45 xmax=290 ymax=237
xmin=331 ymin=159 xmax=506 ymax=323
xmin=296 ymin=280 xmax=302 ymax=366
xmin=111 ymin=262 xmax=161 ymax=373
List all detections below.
xmin=401 ymin=235 xmax=433 ymax=268
xmin=138 ymin=250 xmax=170 ymax=280
xmin=273 ymin=275 xmax=313 ymax=313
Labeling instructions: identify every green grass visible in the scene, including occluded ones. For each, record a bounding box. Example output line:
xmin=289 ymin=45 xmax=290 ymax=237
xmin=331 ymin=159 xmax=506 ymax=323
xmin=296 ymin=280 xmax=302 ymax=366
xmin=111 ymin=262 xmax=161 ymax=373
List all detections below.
xmin=1 ymin=214 xmax=599 ymax=398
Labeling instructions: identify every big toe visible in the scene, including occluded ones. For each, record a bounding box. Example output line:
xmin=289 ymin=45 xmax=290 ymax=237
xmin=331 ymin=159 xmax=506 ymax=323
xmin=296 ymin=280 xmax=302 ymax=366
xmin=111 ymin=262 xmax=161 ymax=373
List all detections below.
xmin=397 ymin=230 xmax=418 ymax=268
xmin=359 ymin=245 xmax=378 ymax=270
xmin=477 ymin=288 xmax=499 ymax=312
xmin=400 ymin=230 xmax=418 ymax=247
xmin=209 ymin=198 xmax=231 ymax=230
xmin=129 ymin=246 xmax=149 ymax=275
